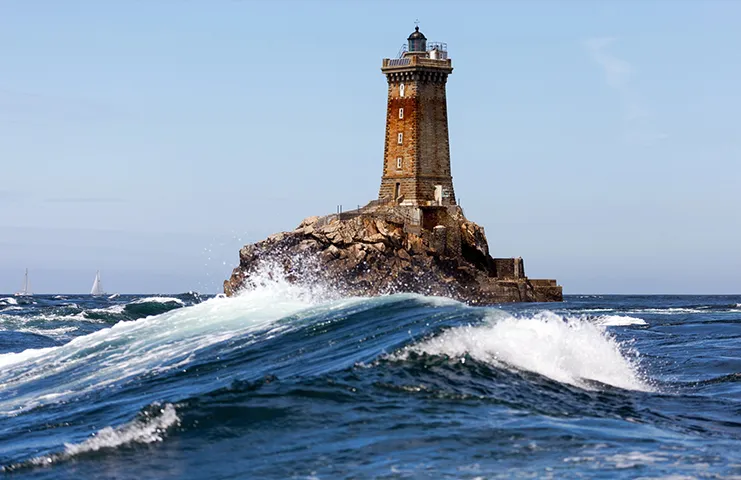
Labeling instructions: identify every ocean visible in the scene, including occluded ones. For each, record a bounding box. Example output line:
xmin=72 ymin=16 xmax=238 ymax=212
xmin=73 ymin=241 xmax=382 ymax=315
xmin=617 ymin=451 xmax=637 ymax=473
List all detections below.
xmin=0 ymin=273 xmax=739 ymax=478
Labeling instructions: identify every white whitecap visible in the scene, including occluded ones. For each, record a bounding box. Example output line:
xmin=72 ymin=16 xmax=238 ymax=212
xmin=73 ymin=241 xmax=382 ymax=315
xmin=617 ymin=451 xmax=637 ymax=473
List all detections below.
xmin=633 ymin=307 xmax=702 ymax=315
xmin=129 ymin=297 xmax=185 ymax=305
xmin=64 ymin=404 xmax=179 ymax=456
xmin=0 ymin=261 xmax=341 ymax=415
xmin=398 ymin=311 xmax=650 ymax=392
xmin=28 ymin=403 xmax=179 ymax=466
xmin=594 ymin=315 xmax=647 ymax=326
xmin=86 ymin=305 xmax=126 ymax=315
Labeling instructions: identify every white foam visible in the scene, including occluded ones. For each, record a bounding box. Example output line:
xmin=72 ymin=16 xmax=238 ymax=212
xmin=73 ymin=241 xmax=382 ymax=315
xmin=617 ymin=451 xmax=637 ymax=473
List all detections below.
xmin=0 ymin=311 xmax=100 ymax=328
xmin=27 ymin=403 xmax=179 ymax=466
xmin=398 ymin=311 xmax=650 ymax=391
xmin=86 ymin=304 xmax=126 ymax=315
xmin=603 ymin=451 xmax=667 ymax=469
xmin=129 ymin=297 xmax=185 ymax=305
xmin=594 ymin=315 xmax=647 ymax=326
xmin=64 ymin=403 xmax=179 ymax=456
xmin=633 ymin=307 xmax=702 ymax=315
xmin=0 ymin=297 xmax=18 ymax=306
xmin=0 ymin=262 xmax=334 ymax=415
xmin=16 ymin=326 xmax=77 ymax=339
xmin=0 ymin=346 xmax=55 ymax=370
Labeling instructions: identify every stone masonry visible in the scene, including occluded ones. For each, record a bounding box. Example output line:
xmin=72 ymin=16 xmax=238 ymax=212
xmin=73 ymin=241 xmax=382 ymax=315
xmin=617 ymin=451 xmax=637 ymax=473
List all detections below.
xmin=379 ymin=28 xmax=456 ymax=207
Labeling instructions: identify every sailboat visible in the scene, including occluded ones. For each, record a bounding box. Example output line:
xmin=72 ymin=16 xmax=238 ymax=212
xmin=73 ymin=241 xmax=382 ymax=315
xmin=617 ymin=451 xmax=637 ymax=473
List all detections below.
xmin=90 ymin=270 xmax=105 ymax=297
xmin=14 ymin=268 xmax=32 ymax=297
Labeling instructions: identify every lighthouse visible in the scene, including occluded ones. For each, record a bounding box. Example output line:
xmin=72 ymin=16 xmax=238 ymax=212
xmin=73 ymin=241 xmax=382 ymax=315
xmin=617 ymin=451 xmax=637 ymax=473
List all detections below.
xmin=223 ymin=26 xmax=564 ymax=304
xmin=379 ymin=26 xmax=456 ymax=207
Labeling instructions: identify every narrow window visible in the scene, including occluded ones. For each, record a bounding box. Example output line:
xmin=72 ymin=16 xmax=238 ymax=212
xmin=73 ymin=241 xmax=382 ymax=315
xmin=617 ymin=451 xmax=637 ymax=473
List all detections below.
xmin=395 ymin=183 xmax=401 ymax=199
xmin=399 ymin=83 xmax=405 ymax=97
xmin=399 ymin=108 xmax=404 ymax=119
xmin=396 ymin=157 xmax=403 ymax=169
xmin=397 ymin=133 xmax=403 ymax=144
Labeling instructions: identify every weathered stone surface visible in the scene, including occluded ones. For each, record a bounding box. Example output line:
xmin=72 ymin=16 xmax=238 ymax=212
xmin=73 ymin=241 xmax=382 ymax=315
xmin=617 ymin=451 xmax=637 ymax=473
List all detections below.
xmin=224 ymin=209 xmax=562 ymax=304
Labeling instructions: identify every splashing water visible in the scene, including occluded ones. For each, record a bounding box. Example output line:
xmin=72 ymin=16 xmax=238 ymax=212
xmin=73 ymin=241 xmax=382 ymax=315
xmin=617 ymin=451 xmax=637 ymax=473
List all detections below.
xmin=0 ymin=262 xmax=334 ymax=416
xmin=399 ymin=310 xmax=650 ymax=391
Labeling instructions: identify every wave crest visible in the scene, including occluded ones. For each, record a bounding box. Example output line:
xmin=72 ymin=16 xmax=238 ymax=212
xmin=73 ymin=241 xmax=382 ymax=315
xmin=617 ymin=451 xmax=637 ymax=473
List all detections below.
xmin=2 ymin=403 xmax=179 ymax=472
xmin=397 ymin=311 xmax=650 ymax=391
xmin=62 ymin=403 xmax=179 ymax=456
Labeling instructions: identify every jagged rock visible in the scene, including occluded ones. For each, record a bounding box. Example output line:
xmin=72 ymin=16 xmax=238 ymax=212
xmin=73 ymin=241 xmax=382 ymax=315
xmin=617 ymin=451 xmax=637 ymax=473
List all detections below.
xmin=224 ymin=206 xmax=562 ymax=304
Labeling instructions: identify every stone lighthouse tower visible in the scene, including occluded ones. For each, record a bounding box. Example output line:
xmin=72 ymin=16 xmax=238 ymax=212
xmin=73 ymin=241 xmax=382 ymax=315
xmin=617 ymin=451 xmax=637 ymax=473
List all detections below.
xmin=378 ymin=26 xmax=456 ymax=207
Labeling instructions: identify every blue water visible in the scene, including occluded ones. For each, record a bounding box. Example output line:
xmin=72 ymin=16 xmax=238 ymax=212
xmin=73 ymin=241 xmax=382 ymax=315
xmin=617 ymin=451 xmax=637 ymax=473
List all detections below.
xmin=0 ymin=281 xmax=740 ymax=478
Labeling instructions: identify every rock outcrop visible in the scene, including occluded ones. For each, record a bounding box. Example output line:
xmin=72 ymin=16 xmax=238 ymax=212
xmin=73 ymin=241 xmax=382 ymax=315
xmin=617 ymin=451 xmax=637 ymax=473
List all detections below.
xmin=224 ymin=206 xmax=562 ymax=304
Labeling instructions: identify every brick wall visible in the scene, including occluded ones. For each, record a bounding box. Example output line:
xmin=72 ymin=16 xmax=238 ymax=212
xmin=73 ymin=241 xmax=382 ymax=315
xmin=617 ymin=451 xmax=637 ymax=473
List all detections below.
xmin=416 ymin=80 xmax=456 ymax=205
xmin=379 ymin=80 xmax=419 ymax=202
xmin=379 ymin=65 xmax=456 ymax=207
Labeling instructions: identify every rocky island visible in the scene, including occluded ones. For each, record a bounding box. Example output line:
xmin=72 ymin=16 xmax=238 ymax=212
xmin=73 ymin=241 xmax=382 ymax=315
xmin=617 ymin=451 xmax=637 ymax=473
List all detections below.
xmin=225 ymin=27 xmax=562 ymax=304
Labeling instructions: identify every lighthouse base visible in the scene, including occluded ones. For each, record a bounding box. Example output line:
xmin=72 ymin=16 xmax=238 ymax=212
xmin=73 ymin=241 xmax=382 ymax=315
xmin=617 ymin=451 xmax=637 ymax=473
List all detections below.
xmin=224 ymin=206 xmax=562 ymax=304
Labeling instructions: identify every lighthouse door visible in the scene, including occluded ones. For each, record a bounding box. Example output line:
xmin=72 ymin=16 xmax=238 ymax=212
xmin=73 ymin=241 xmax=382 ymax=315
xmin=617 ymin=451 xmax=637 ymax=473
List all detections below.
xmin=434 ymin=185 xmax=443 ymax=205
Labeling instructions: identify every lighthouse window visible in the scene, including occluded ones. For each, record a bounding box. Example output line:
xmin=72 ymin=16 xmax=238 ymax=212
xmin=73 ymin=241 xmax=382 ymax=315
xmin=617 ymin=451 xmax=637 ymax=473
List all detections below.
xmin=399 ymin=108 xmax=404 ymax=119
xmin=399 ymin=83 xmax=405 ymax=97
xmin=397 ymin=133 xmax=403 ymax=144
xmin=397 ymin=157 xmax=403 ymax=169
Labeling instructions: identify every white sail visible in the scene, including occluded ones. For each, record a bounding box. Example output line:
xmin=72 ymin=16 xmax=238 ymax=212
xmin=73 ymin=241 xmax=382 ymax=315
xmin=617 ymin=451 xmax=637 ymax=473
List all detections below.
xmin=15 ymin=268 xmax=32 ymax=296
xmin=91 ymin=270 xmax=104 ymax=296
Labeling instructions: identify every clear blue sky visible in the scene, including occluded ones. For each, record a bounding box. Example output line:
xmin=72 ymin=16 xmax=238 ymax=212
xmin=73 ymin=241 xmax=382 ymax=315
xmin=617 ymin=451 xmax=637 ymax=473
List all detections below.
xmin=1 ymin=0 xmax=739 ymax=294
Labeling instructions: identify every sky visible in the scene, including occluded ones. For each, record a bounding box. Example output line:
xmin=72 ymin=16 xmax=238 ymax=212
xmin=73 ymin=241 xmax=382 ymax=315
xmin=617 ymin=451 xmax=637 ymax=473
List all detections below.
xmin=1 ymin=0 xmax=740 ymax=294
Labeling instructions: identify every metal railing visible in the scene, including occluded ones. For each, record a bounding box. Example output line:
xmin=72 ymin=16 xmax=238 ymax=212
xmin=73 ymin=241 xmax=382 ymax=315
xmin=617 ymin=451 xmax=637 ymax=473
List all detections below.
xmin=427 ymin=42 xmax=448 ymax=59
xmin=396 ymin=42 xmax=448 ymax=59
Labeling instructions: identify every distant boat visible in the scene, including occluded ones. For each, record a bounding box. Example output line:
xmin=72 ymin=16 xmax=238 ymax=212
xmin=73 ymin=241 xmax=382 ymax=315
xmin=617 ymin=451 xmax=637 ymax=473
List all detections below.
xmin=90 ymin=270 xmax=105 ymax=297
xmin=14 ymin=268 xmax=32 ymax=297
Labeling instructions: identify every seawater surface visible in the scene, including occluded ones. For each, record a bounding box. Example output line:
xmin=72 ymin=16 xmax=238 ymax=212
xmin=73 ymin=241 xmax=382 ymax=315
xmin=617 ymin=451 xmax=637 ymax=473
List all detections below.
xmin=0 ymin=279 xmax=739 ymax=478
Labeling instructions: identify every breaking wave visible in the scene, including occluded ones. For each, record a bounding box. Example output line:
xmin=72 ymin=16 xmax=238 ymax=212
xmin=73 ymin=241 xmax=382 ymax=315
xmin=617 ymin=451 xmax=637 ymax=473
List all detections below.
xmin=3 ymin=403 xmax=179 ymax=472
xmin=396 ymin=311 xmax=650 ymax=391
xmin=0 ymin=264 xmax=665 ymax=474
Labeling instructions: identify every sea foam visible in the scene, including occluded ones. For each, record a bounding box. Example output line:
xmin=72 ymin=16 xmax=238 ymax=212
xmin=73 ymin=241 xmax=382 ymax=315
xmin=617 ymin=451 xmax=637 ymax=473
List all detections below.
xmin=594 ymin=315 xmax=647 ymax=326
xmin=399 ymin=311 xmax=650 ymax=391
xmin=0 ymin=262 xmax=329 ymax=415
xmin=62 ymin=403 xmax=179 ymax=456
xmin=16 ymin=403 xmax=180 ymax=469
xmin=129 ymin=296 xmax=185 ymax=305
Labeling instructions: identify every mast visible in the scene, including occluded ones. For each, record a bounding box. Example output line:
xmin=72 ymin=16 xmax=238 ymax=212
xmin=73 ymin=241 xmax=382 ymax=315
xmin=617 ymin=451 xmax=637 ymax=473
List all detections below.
xmin=16 ymin=268 xmax=31 ymax=296
xmin=23 ymin=269 xmax=30 ymax=295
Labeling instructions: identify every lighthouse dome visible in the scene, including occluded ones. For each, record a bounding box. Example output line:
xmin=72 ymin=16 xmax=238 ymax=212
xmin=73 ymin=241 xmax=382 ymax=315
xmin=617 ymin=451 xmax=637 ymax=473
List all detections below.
xmin=407 ymin=26 xmax=427 ymax=52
